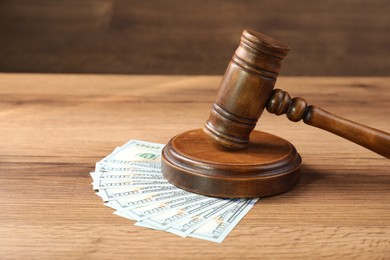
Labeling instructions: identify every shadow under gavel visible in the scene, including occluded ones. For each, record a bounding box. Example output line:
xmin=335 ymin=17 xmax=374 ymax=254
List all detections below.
xmin=162 ymin=29 xmax=390 ymax=198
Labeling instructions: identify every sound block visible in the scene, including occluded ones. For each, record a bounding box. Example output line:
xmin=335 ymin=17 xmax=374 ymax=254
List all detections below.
xmin=161 ymin=129 xmax=302 ymax=198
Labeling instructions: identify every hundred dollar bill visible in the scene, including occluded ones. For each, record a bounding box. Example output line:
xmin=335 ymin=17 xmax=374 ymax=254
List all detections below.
xmin=189 ymin=198 xmax=259 ymax=243
xmin=106 ymin=190 xmax=192 ymax=210
xmin=116 ymin=194 xmax=211 ymax=221
xmin=95 ymin=163 xmax=161 ymax=174
xmin=91 ymin=169 xmax=162 ymax=182
xmin=97 ymin=185 xmax=178 ymax=201
xmin=167 ymin=199 xmax=242 ymax=237
xmin=90 ymin=171 xmax=164 ymax=181
xmin=139 ymin=198 xmax=226 ymax=230
xmin=98 ymin=140 xmax=164 ymax=166
xmin=95 ymin=159 xmax=161 ymax=171
xmin=92 ymin=179 xmax=169 ymax=190
xmin=93 ymin=166 xmax=160 ymax=174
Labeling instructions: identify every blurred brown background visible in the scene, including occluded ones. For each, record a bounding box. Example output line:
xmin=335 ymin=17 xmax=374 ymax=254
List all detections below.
xmin=0 ymin=0 xmax=389 ymax=75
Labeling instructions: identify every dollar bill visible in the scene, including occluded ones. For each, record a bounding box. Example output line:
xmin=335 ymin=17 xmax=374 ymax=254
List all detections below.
xmin=96 ymin=173 xmax=164 ymax=181
xmin=97 ymin=160 xmax=162 ymax=169
xmin=139 ymin=198 xmax=226 ymax=230
xmin=95 ymin=163 xmax=161 ymax=174
xmin=98 ymin=140 xmax=164 ymax=166
xmin=189 ymin=198 xmax=259 ymax=243
xmin=106 ymin=190 xmax=192 ymax=210
xmin=91 ymin=171 xmax=164 ymax=181
xmin=97 ymin=185 xmax=178 ymax=201
xmin=92 ymin=179 xmax=169 ymax=190
xmin=116 ymin=194 xmax=211 ymax=221
xmin=90 ymin=169 xmax=162 ymax=180
xmin=166 ymin=199 xmax=241 ymax=237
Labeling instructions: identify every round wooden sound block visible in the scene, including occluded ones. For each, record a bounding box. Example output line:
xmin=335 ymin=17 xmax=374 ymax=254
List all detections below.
xmin=161 ymin=129 xmax=302 ymax=198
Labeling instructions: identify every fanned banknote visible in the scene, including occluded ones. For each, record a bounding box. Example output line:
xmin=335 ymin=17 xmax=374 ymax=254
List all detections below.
xmin=92 ymin=140 xmax=258 ymax=243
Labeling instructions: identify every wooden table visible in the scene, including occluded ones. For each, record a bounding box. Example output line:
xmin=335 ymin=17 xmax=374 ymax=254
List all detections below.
xmin=0 ymin=73 xmax=389 ymax=259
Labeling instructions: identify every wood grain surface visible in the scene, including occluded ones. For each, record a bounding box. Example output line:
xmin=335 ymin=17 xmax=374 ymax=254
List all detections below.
xmin=0 ymin=73 xmax=389 ymax=259
xmin=0 ymin=0 xmax=389 ymax=75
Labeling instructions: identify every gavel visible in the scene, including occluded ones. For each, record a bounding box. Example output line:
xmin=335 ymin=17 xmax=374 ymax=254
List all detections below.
xmin=204 ymin=29 xmax=389 ymax=156
xmin=161 ymin=29 xmax=390 ymax=198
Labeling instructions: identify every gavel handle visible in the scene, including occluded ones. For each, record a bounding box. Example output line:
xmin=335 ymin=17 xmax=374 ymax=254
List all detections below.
xmin=267 ymin=89 xmax=390 ymax=158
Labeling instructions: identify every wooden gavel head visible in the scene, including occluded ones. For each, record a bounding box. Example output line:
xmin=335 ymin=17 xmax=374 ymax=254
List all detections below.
xmin=204 ymin=29 xmax=290 ymax=149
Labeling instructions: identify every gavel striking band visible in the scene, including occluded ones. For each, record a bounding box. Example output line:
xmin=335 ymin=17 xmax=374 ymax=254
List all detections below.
xmin=161 ymin=29 xmax=390 ymax=199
